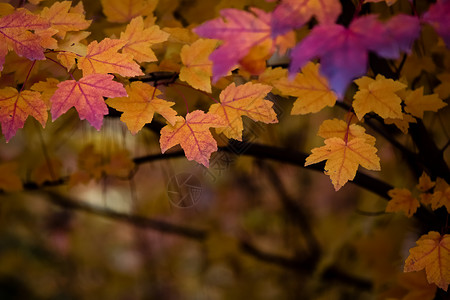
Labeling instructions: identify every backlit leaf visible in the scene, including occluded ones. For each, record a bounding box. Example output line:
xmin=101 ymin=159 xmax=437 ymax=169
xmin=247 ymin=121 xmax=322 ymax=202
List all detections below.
xmin=386 ymin=188 xmax=420 ymax=217
xmin=179 ymin=39 xmax=217 ymax=93
xmin=430 ymin=178 xmax=450 ymax=213
xmin=194 ymin=8 xmax=272 ymax=82
xmin=120 ymin=16 xmax=169 ymax=63
xmin=0 ymin=8 xmax=49 ymax=71
xmin=106 ymin=81 xmax=178 ymax=135
xmin=305 ymin=137 xmax=380 ymax=191
xmin=318 ymin=119 xmax=376 ymax=146
xmin=77 ymin=38 xmax=144 ymax=77
xmin=50 ymin=74 xmax=127 ymax=130
xmin=0 ymin=87 xmax=47 ymax=142
xmin=208 ymin=82 xmax=276 ymax=141
xmin=403 ymin=87 xmax=447 ymax=119
xmin=423 ymin=0 xmax=450 ymax=48
xmin=417 ymin=172 xmax=436 ymax=192
xmin=100 ymin=0 xmax=157 ymax=23
xmin=39 ymin=1 xmax=91 ymax=39
xmin=353 ymin=74 xmax=406 ymax=120
xmin=271 ymin=0 xmax=342 ymax=36
xmin=404 ymin=231 xmax=450 ymax=291
xmin=160 ymin=110 xmax=226 ymax=167
xmin=274 ymin=62 xmax=337 ymax=114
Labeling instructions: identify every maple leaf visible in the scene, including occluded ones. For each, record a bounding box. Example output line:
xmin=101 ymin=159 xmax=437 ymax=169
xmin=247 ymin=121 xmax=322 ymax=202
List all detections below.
xmin=0 ymin=8 xmax=49 ymax=71
xmin=159 ymin=110 xmax=226 ymax=167
xmin=305 ymin=137 xmax=380 ymax=191
xmin=31 ymin=158 xmax=62 ymax=185
xmin=208 ymin=82 xmax=276 ymax=141
xmin=417 ymin=172 xmax=436 ymax=192
xmin=31 ymin=78 xmax=59 ymax=109
xmin=50 ymin=74 xmax=127 ymax=130
xmin=274 ymin=62 xmax=337 ymax=114
xmin=271 ymin=0 xmax=342 ymax=36
xmin=404 ymin=231 xmax=450 ymax=291
xmin=77 ymin=38 xmax=144 ymax=77
xmin=402 ymin=87 xmax=447 ymax=119
xmin=385 ymin=188 xmax=420 ymax=218
xmin=100 ymin=0 xmax=157 ymax=23
xmin=0 ymin=87 xmax=47 ymax=142
xmin=120 ymin=16 xmax=169 ymax=63
xmin=106 ymin=81 xmax=178 ymax=135
xmin=0 ymin=162 xmax=22 ymax=192
xmin=289 ymin=15 xmax=419 ymax=98
xmin=352 ymin=74 xmax=406 ymax=120
xmin=423 ymin=0 xmax=450 ymax=48
xmin=39 ymin=1 xmax=91 ymax=39
xmin=180 ymin=39 xmax=217 ymax=93
xmin=318 ymin=119 xmax=376 ymax=146
xmin=193 ymin=8 xmax=271 ymax=82
xmin=430 ymin=178 xmax=450 ymax=213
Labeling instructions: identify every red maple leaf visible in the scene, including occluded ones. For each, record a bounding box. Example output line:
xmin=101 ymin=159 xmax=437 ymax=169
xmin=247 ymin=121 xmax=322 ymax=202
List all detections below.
xmin=50 ymin=74 xmax=127 ymax=130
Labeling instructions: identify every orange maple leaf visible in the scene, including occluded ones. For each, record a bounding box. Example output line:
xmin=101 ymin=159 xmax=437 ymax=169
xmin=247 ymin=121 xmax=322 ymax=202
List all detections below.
xmin=120 ymin=16 xmax=169 ymax=63
xmin=39 ymin=1 xmax=91 ymax=39
xmin=159 ymin=110 xmax=226 ymax=167
xmin=402 ymin=87 xmax=447 ymax=119
xmin=274 ymin=62 xmax=337 ymax=114
xmin=385 ymin=188 xmax=420 ymax=217
xmin=417 ymin=172 xmax=436 ymax=192
xmin=77 ymin=38 xmax=144 ymax=77
xmin=305 ymin=137 xmax=380 ymax=191
xmin=100 ymin=0 xmax=157 ymax=23
xmin=404 ymin=231 xmax=450 ymax=291
xmin=318 ymin=119 xmax=376 ymax=146
xmin=353 ymin=74 xmax=406 ymax=120
xmin=0 ymin=8 xmax=49 ymax=71
xmin=50 ymin=74 xmax=127 ymax=130
xmin=179 ymin=39 xmax=217 ymax=93
xmin=106 ymin=81 xmax=178 ymax=135
xmin=430 ymin=178 xmax=450 ymax=213
xmin=0 ymin=87 xmax=47 ymax=142
xmin=31 ymin=78 xmax=59 ymax=109
xmin=208 ymin=82 xmax=277 ymax=141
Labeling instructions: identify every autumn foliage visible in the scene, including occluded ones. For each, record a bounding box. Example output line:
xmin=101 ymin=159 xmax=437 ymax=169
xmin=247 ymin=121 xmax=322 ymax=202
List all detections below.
xmin=0 ymin=0 xmax=449 ymax=298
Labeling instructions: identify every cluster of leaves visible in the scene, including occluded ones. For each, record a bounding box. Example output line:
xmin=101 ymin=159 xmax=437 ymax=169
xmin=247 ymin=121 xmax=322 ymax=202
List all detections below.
xmin=0 ymin=0 xmax=449 ymax=296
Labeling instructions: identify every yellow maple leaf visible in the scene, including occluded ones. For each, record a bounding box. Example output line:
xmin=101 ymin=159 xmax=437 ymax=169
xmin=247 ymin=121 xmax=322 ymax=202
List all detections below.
xmin=40 ymin=1 xmax=91 ymax=39
xmin=106 ymin=81 xmax=178 ymax=135
xmin=402 ymin=87 xmax=447 ymax=119
xmin=57 ymin=31 xmax=90 ymax=56
xmin=386 ymin=188 xmax=420 ymax=217
xmin=77 ymin=38 xmax=144 ymax=77
xmin=353 ymin=74 xmax=406 ymax=120
xmin=179 ymin=39 xmax=217 ymax=93
xmin=100 ymin=0 xmax=157 ymax=23
xmin=430 ymin=178 xmax=450 ymax=213
xmin=274 ymin=62 xmax=337 ymax=114
xmin=0 ymin=162 xmax=22 ymax=192
xmin=31 ymin=78 xmax=59 ymax=109
xmin=417 ymin=172 xmax=436 ymax=192
xmin=208 ymin=82 xmax=277 ymax=141
xmin=305 ymin=137 xmax=380 ymax=191
xmin=404 ymin=231 xmax=450 ymax=291
xmin=159 ymin=110 xmax=226 ymax=167
xmin=120 ymin=16 xmax=169 ymax=63
xmin=318 ymin=119 xmax=376 ymax=146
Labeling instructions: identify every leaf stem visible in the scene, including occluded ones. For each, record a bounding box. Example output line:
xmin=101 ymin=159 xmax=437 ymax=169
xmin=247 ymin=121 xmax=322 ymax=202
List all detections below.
xmin=20 ymin=60 xmax=36 ymax=93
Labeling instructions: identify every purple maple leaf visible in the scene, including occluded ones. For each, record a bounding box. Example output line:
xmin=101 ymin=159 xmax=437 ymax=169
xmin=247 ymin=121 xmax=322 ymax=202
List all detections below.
xmin=289 ymin=15 xmax=420 ymax=98
xmin=423 ymin=0 xmax=450 ymax=48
